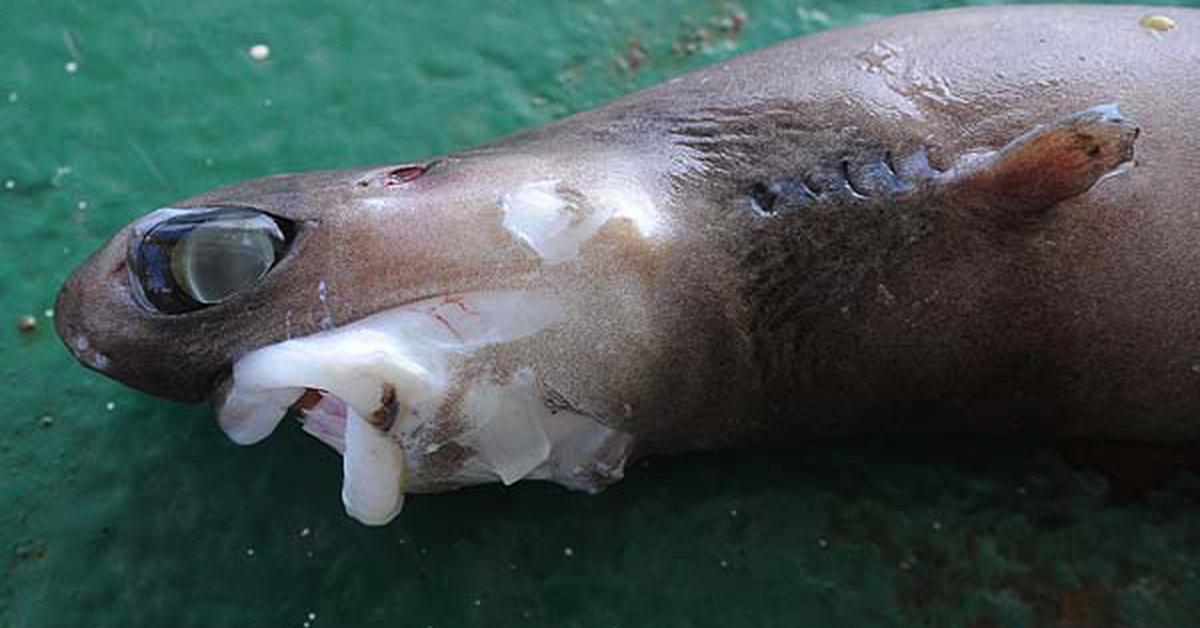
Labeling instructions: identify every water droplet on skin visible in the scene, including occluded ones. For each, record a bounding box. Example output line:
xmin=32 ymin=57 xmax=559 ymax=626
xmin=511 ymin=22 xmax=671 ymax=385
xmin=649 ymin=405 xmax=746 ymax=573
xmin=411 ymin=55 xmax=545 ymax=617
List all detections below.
xmin=1140 ymin=14 xmax=1176 ymax=32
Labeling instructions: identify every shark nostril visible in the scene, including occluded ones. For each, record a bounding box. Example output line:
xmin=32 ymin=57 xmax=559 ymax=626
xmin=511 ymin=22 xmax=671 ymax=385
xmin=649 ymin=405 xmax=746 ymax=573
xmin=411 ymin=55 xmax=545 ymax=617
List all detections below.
xmin=62 ymin=325 xmax=112 ymax=373
xmin=60 ymin=308 xmax=110 ymax=372
xmin=53 ymin=266 xmax=119 ymax=375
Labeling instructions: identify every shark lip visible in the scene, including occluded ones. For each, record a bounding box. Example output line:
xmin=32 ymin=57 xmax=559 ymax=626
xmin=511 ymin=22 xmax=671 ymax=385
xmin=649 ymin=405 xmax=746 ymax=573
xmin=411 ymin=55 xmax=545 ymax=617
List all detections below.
xmin=213 ymin=290 xmax=532 ymax=526
xmin=208 ymin=289 xmax=635 ymax=526
xmin=213 ymin=289 xmax=563 ymax=447
xmin=213 ymin=290 xmax=592 ymax=525
xmin=288 ymin=386 xmax=412 ymax=526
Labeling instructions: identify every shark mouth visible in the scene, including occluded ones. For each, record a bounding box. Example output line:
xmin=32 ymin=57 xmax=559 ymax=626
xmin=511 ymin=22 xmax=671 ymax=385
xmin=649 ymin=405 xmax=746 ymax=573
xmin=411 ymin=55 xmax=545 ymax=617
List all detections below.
xmin=215 ymin=290 xmax=633 ymax=525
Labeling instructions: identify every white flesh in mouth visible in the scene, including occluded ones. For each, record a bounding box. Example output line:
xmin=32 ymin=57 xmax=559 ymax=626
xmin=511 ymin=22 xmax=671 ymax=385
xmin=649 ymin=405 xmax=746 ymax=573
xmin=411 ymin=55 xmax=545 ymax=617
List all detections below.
xmin=343 ymin=410 xmax=406 ymax=525
xmin=216 ymin=290 xmax=632 ymax=525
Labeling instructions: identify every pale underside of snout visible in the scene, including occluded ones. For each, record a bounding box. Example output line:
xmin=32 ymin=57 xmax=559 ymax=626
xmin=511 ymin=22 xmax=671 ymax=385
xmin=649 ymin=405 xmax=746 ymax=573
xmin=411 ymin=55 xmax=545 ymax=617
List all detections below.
xmin=217 ymin=290 xmax=632 ymax=525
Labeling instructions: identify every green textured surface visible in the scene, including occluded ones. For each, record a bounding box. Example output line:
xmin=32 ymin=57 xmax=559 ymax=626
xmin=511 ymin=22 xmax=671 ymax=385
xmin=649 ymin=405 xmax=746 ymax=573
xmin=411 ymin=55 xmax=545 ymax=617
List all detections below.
xmin=4 ymin=1 xmax=1200 ymax=626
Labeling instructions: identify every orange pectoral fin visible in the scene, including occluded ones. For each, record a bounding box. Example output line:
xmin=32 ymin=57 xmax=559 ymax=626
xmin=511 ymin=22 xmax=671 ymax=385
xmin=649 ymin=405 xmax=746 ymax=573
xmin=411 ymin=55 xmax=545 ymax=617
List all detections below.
xmin=947 ymin=104 xmax=1139 ymax=217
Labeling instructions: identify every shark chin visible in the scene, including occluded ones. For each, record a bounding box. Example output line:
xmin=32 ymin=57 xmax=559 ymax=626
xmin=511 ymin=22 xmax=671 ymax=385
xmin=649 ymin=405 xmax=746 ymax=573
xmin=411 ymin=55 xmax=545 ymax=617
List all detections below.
xmin=213 ymin=289 xmax=632 ymax=526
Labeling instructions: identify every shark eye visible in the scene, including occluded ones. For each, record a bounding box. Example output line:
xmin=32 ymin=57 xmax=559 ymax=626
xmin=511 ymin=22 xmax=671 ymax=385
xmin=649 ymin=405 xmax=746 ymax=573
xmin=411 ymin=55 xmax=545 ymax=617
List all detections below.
xmin=130 ymin=207 xmax=294 ymax=314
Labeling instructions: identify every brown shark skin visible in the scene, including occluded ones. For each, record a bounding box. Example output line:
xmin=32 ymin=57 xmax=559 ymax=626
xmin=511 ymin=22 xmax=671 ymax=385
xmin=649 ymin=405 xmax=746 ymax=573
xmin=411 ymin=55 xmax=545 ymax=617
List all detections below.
xmin=56 ymin=5 xmax=1200 ymax=456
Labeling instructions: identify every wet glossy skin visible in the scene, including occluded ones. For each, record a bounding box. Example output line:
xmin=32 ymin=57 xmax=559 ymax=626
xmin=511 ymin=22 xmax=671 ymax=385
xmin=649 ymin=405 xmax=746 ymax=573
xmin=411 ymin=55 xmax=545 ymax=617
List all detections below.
xmin=57 ymin=5 xmax=1200 ymax=453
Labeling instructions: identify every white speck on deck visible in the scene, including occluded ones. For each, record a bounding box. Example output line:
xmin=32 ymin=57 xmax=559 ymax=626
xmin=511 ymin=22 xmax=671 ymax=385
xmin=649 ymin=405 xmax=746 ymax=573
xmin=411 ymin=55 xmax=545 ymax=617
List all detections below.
xmin=249 ymin=44 xmax=271 ymax=61
xmin=52 ymin=166 xmax=72 ymax=185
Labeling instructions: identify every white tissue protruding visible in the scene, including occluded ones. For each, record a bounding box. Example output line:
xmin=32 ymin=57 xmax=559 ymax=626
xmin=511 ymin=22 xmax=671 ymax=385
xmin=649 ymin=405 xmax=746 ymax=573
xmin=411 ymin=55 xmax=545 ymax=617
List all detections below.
xmin=501 ymin=180 xmax=609 ymax=264
xmin=216 ymin=291 xmax=563 ymax=445
xmin=456 ymin=368 xmax=631 ymax=490
xmin=231 ymin=326 xmax=437 ymax=422
xmin=218 ymin=387 xmax=303 ymax=445
xmin=215 ymin=290 xmax=567 ymax=524
xmin=342 ymin=410 xmax=406 ymax=526
xmin=459 ymin=372 xmax=553 ymax=484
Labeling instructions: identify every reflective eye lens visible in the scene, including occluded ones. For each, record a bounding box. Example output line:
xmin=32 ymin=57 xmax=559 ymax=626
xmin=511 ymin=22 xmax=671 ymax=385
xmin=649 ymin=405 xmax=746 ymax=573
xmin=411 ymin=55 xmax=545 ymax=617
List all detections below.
xmin=170 ymin=214 xmax=281 ymax=303
xmin=131 ymin=207 xmax=293 ymax=314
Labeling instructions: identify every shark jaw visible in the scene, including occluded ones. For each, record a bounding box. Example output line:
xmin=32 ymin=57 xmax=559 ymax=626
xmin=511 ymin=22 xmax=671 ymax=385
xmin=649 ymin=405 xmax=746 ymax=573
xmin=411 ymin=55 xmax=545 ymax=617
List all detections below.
xmin=215 ymin=289 xmax=632 ymax=526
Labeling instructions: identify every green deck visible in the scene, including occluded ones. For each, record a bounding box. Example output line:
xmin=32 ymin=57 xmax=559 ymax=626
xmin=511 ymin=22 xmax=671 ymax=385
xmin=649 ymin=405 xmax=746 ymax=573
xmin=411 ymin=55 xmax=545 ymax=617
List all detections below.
xmin=3 ymin=1 xmax=1200 ymax=626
